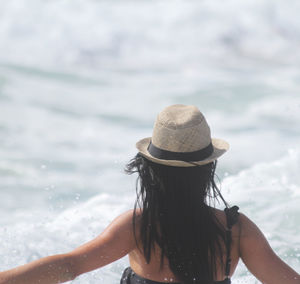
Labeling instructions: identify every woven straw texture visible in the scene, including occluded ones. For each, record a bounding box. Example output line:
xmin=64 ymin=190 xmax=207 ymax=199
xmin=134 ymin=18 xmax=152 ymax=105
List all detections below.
xmin=136 ymin=105 xmax=229 ymax=167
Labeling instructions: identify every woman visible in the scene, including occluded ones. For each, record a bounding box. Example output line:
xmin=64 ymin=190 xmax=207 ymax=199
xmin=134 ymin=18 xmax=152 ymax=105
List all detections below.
xmin=0 ymin=104 xmax=299 ymax=284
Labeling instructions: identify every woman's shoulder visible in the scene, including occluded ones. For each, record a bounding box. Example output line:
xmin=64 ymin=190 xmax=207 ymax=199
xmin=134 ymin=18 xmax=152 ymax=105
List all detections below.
xmin=110 ymin=209 xmax=142 ymax=232
xmin=212 ymin=207 xmax=278 ymax=246
xmin=212 ymin=206 xmax=240 ymax=226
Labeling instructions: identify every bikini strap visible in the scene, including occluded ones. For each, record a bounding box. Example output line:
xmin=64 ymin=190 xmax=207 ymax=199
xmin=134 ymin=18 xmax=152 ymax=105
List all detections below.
xmin=224 ymin=206 xmax=239 ymax=278
xmin=120 ymin=267 xmax=132 ymax=284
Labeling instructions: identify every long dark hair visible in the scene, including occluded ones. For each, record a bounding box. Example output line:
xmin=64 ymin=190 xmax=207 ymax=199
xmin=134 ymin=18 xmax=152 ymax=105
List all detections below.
xmin=125 ymin=153 xmax=229 ymax=284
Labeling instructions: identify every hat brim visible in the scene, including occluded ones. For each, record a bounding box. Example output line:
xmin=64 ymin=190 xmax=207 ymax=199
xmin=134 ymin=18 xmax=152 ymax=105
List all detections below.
xmin=136 ymin=137 xmax=229 ymax=167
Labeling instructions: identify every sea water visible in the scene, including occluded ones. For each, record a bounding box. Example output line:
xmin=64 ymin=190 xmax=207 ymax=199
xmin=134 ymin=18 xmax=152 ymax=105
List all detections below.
xmin=0 ymin=0 xmax=299 ymax=283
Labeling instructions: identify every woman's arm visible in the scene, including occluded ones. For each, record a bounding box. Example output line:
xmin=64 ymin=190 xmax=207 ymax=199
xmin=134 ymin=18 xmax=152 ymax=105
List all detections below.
xmin=0 ymin=254 xmax=75 ymax=284
xmin=239 ymin=213 xmax=300 ymax=284
xmin=0 ymin=210 xmax=136 ymax=284
xmin=68 ymin=209 xmax=136 ymax=277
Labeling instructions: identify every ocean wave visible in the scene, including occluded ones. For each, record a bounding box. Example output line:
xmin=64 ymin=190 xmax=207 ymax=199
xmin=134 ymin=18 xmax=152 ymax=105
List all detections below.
xmin=1 ymin=0 xmax=300 ymax=71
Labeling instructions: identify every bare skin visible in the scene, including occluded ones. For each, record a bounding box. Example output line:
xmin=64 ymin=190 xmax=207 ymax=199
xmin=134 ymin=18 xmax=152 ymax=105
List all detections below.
xmin=0 ymin=209 xmax=299 ymax=284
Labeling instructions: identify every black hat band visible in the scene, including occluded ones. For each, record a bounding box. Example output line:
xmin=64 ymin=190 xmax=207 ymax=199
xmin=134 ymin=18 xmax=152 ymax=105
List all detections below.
xmin=147 ymin=141 xmax=213 ymax=162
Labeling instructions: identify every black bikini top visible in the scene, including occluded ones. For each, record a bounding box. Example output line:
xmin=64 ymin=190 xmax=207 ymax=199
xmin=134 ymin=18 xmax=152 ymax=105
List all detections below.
xmin=121 ymin=267 xmax=232 ymax=284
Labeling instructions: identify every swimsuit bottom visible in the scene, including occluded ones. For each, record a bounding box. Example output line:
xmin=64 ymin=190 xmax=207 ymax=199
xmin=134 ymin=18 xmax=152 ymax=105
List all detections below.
xmin=120 ymin=267 xmax=231 ymax=284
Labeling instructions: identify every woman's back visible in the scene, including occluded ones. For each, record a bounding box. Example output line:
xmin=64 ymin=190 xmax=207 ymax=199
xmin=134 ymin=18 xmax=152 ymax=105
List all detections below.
xmin=128 ymin=208 xmax=240 ymax=283
xmin=119 ymin=206 xmax=300 ymax=284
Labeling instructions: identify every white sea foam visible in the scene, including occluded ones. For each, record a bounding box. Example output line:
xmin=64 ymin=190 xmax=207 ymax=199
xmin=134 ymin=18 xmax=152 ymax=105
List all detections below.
xmin=1 ymin=0 xmax=300 ymax=71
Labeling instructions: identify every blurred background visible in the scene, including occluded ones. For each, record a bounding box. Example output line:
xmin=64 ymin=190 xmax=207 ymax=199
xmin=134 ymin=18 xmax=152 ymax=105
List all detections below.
xmin=0 ymin=0 xmax=300 ymax=283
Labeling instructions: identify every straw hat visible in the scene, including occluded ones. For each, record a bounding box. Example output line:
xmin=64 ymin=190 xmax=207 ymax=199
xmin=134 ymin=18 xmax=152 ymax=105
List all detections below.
xmin=136 ymin=104 xmax=229 ymax=167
